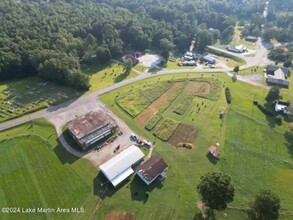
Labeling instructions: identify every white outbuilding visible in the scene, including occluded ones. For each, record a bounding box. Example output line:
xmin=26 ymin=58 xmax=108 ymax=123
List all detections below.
xmin=99 ymin=145 xmax=144 ymax=187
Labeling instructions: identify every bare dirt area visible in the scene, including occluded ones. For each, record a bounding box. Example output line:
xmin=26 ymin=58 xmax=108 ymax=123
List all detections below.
xmin=135 ymin=82 xmax=184 ymax=126
xmin=186 ymin=82 xmax=210 ymax=95
xmin=168 ymin=124 xmax=198 ymax=146
xmin=105 ymin=211 xmax=133 ymax=220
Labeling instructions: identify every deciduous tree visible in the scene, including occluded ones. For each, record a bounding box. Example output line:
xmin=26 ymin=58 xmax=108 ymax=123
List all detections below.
xmin=197 ymin=172 xmax=235 ymax=211
xmin=249 ymin=190 xmax=280 ymax=220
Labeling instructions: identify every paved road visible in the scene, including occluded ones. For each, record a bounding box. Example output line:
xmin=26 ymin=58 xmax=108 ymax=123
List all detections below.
xmin=0 ymin=48 xmax=268 ymax=132
xmin=0 ymin=40 xmax=272 ymax=166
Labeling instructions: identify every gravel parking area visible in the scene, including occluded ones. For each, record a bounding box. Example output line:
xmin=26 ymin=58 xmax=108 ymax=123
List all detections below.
xmin=138 ymin=54 xmax=164 ymax=68
xmin=47 ymin=97 xmax=136 ymax=168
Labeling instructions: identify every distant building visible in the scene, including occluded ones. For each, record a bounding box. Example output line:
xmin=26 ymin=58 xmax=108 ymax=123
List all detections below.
xmin=99 ymin=145 xmax=144 ymax=187
xmin=208 ymin=28 xmax=220 ymax=33
xmin=208 ymin=146 xmax=221 ymax=158
xmin=245 ymin=36 xmax=258 ymax=42
xmin=134 ymin=51 xmax=143 ymax=58
xmin=201 ymin=55 xmax=216 ymax=64
xmin=183 ymin=51 xmax=194 ymax=61
xmin=67 ymin=111 xmax=117 ymax=150
xmin=181 ymin=60 xmax=197 ymax=66
xmin=266 ymin=65 xmax=290 ymax=77
xmin=275 ymin=101 xmax=292 ymax=114
xmin=226 ymin=45 xmax=247 ymax=53
xmin=266 ymin=65 xmax=290 ymax=87
xmin=122 ymin=54 xmax=139 ymax=65
xmin=136 ymin=156 xmax=168 ymax=185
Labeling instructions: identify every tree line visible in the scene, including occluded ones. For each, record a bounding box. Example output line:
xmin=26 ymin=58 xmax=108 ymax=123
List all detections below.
xmin=0 ymin=0 xmax=266 ymax=89
xmin=242 ymin=0 xmax=293 ymax=43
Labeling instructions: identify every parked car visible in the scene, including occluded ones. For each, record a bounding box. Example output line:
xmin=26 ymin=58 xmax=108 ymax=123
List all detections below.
xmin=143 ymin=140 xmax=152 ymax=147
xmin=130 ymin=134 xmax=137 ymax=141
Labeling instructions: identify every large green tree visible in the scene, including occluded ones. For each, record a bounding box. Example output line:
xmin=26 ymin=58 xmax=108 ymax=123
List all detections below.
xmin=197 ymin=172 xmax=235 ymax=211
xmin=249 ymin=190 xmax=280 ymax=220
xmin=265 ymin=87 xmax=280 ymax=102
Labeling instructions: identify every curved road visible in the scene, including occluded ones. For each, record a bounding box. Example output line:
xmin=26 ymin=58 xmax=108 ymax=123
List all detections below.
xmin=0 ymin=40 xmax=273 ymax=167
xmin=0 ymin=40 xmax=270 ymax=132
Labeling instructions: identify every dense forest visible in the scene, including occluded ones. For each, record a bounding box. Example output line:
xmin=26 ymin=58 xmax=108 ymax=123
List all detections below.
xmin=242 ymin=0 xmax=293 ymax=42
xmin=0 ymin=0 xmax=268 ymax=89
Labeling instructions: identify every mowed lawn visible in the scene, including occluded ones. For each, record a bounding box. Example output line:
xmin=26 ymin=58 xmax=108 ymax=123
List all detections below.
xmin=100 ymin=72 xmax=293 ymax=219
xmin=82 ymin=62 xmax=137 ymax=92
xmin=0 ymin=120 xmax=99 ymax=220
xmin=220 ymin=109 xmax=293 ymax=210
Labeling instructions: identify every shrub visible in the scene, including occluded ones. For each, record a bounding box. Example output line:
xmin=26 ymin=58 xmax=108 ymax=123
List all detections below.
xmin=145 ymin=191 xmax=150 ymax=197
xmin=276 ymin=115 xmax=282 ymax=125
xmin=225 ymin=87 xmax=232 ymax=104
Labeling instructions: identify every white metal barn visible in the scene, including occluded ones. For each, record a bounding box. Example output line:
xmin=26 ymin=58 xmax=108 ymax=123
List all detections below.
xmin=99 ymin=145 xmax=144 ymax=187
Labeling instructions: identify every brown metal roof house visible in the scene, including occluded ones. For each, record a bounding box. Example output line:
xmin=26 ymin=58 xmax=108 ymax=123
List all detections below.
xmin=266 ymin=65 xmax=290 ymax=88
xmin=136 ymin=156 xmax=168 ymax=185
xmin=208 ymin=146 xmax=221 ymax=158
xmin=67 ymin=111 xmax=117 ymax=150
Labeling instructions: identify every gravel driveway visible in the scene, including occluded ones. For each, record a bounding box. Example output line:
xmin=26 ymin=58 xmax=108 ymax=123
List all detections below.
xmin=47 ymin=97 xmax=135 ymax=168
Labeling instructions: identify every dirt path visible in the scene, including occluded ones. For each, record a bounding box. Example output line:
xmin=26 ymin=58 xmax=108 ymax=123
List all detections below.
xmin=145 ymin=145 xmax=155 ymax=159
xmin=135 ymin=82 xmax=185 ymax=126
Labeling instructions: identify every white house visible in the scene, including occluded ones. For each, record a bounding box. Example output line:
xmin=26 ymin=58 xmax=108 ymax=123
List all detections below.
xmin=136 ymin=156 xmax=168 ymax=185
xmin=275 ymin=101 xmax=292 ymax=114
xmin=99 ymin=145 xmax=144 ymax=187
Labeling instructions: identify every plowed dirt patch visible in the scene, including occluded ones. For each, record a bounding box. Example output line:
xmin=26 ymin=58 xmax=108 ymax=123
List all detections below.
xmin=168 ymin=124 xmax=198 ymax=146
xmin=186 ymin=82 xmax=210 ymax=95
xmin=136 ymin=82 xmax=184 ymax=126
xmin=105 ymin=211 xmax=133 ymax=220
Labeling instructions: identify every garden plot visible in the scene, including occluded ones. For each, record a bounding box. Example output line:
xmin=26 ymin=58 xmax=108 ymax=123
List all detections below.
xmin=0 ymin=77 xmax=80 ymax=122
xmin=145 ymin=113 xmax=163 ymax=131
xmin=185 ymin=81 xmax=210 ymax=95
xmin=168 ymin=124 xmax=198 ymax=146
xmin=172 ymin=80 xmax=214 ymax=116
xmin=153 ymin=118 xmax=179 ymax=141
xmin=172 ymin=78 xmax=222 ymax=101
xmin=116 ymin=81 xmax=171 ymax=117
xmin=136 ymin=82 xmax=187 ymax=126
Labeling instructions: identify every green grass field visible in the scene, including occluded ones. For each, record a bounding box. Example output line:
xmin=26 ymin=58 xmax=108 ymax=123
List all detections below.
xmin=230 ymin=26 xmax=256 ymax=49
xmin=82 ymin=62 xmax=137 ymax=92
xmin=160 ymin=60 xmax=195 ymax=69
xmin=0 ymin=120 xmax=99 ymax=220
xmin=237 ymin=66 xmax=264 ymax=75
xmin=99 ymin=72 xmax=293 ymax=219
xmin=0 ymin=62 xmax=137 ymax=124
xmin=207 ymin=47 xmax=246 ymax=67
xmin=2 ymin=72 xmax=293 ymax=219
xmin=133 ymin=64 xmax=148 ymax=72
